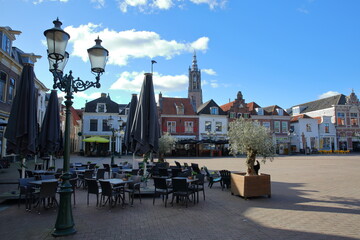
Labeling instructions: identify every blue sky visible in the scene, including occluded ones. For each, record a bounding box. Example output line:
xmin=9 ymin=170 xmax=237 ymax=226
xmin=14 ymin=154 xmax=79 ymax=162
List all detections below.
xmin=1 ymin=0 xmax=359 ymax=109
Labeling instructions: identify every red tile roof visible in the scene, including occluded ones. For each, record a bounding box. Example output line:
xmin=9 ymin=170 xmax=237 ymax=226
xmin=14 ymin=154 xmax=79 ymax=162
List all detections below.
xmin=161 ymin=97 xmax=196 ymax=115
xmin=220 ymin=101 xmax=235 ymax=112
xmin=290 ymin=114 xmax=312 ymax=122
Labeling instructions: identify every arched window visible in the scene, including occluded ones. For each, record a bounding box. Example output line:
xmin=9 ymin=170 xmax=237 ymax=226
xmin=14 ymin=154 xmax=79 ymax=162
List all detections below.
xmin=0 ymin=71 xmax=7 ymax=102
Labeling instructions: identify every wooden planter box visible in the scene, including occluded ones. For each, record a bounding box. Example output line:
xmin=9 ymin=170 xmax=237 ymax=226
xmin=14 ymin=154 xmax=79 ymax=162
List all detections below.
xmin=231 ymin=172 xmax=271 ymax=199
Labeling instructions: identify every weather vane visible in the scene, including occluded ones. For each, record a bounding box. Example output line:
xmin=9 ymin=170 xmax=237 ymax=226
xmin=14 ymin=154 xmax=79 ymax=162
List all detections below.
xmin=151 ymin=60 xmax=157 ymax=74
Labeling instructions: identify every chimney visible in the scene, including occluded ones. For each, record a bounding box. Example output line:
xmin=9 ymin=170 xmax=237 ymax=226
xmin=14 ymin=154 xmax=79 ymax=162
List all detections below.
xmin=101 ymin=93 xmax=106 ymax=98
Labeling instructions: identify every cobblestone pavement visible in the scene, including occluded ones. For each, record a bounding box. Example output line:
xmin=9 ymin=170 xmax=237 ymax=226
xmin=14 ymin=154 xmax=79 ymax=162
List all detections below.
xmin=0 ymin=154 xmax=359 ymax=240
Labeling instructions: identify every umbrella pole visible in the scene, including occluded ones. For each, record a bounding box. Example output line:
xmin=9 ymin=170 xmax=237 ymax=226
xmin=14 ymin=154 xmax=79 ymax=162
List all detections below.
xmin=21 ymin=158 xmax=26 ymax=178
xmin=132 ymin=152 xmax=136 ymax=169
xmin=49 ymin=155 xmax=53 ymax=168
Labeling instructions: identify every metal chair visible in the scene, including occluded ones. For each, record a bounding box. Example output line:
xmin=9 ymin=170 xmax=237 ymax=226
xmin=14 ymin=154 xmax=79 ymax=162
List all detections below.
xmin=85 ymin=178 xmax=101 ymax=206
xmin=171 ymin=178 xmax=195 ymax=208
xmin=153 ymin=177 xmax=172 ymax=207
xmin=18 ymin=177 xmax=35 ymax=210
xmin=124 ymin=176 xmax=142 ymax=206
xmin=99 ymin=180 xmax=122 ymax=209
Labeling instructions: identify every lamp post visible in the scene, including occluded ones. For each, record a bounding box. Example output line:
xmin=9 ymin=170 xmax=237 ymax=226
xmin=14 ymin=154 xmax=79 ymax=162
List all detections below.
xmin=107 ymin=116 xmax=123 ymax=164
xmin=44 ymin=18 xmax=109 ymax=237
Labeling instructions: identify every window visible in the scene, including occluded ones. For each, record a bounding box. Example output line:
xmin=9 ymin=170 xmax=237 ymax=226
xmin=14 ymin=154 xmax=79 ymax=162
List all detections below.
xmin=243 ymin=113 xmax=250 ymax=119
xmin=205 ymin=121 xmax=212 ymax=132
xmin=237 ymin=113 xmax=242 ymax=118
xmin=184 ymin=121 xmax=193 ymax=133
xmin=350 ymin=113 xmax=358 ymax=126
xmin=8 ymin=78 xmax=15 ymax=102
xmin=125 ymin=108 xmax=129 ymax=115
xmin=175 ymin=104 xmax=184 ymax=115
xmin=0 ymin=71 xmax=7 ymax=102
xmin=262 ymin=122 xmax=270 ymax=129
xmin=229 ymin=112 xmax=235 ymax=118
xmin=102 ymin=119 xmax=111 ymax=132
xmin=306 ymin=123 xmax=312 ymax=132
xmin=324 ymin=123 xmax=329 ymax=133
xmin=274 ymin=121 xmax=280 ymax=133
xmin=255 ymin=108 xmax=263 ymax=115
xmin=215 ymin=122 xmax=222 ymax=132
xmin=167 ymin=121 xmax=176 ymax=133
xmin=96 ymin=103 xmax=106 ymax=113
xmin=210 ymin=107 xmax=218 ymax=115
xmin=1 ymin=34 xmax=11 ymax=54
xmin=337 ymin=112 xmax=345 ymax=125
xmin=281 ymin=122 xmax=288 ymax=133
xmin=277 ymin=108 xmax=283 ymax=116
xmin=90 ymin=119 xmax=98 ymax=131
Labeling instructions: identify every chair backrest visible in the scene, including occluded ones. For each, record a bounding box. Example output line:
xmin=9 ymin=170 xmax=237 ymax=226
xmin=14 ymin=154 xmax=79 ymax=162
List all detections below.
xmin=103 ymin=164 xmax=110 ymax=172
xmin=219 ymin=170 xmax=231 ymax=178
xmin=96 ymin=168 xmax=105 ymax=180
xmin=99 ymin=180 xmax=113 ymax=196
xmin=39 ymin=181 xmax=58 ymax=198
xmin=114 ymin=173 xmax=126 ymax=179
xmin=153 ymin=177 xmax=168 ymax=190
xmin=84 ymin=170 xmax=94 ymax=179
xmin=175 ymin=161 xmax=182 ymax=168
xmin=195 ymin=174 xmax=205 ymax=184
xmin=203 ymin=167 xmax=210 ymax=177
xmin=86 ymin=178 xmax=99 ymax=194
xmin=171 ymin=168 xmax=182 ymax=178
xmin=128 ymin=175 xmax=142 ymax=189
xmin=25 ymin=170 xmax=34 ymax=178
xmin=172 ymin=178 xmax=188 ymax=192
xmin=191 ymin=163 xmax=201 ymax=174
xmin=69 ymin=178 xmax=78 ymax=189
xmin=40 ymin=174 xmax=56 ymax=180
xmin=183 ymin=162 xmax=189 ymax=168
xmin=178 ymin=169 xmax=191 ymax=177
xmin=89 ymin=163 xmax=97 ymax=169
xmin=132 ymin=169 xmax=139 ymax=175
xmin=159 ymin=168 xmax=169 ymax=177
xmin=19 ymin=177 xmax=35 ymax=191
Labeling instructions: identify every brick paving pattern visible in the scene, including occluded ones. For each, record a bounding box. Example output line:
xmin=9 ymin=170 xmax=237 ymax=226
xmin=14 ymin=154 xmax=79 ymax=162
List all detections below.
xmin=0 ymin=154 xmax=359 ymax=240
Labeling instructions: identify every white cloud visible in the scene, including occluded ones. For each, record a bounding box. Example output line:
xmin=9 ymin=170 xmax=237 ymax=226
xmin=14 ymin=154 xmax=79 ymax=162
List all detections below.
xmin=74 ymin=91 xmax=102 ymax=100
xmin=33 ymin=0 xmax=68 ymax=4
xmin=297 ymin=7 xmax=309 ymax=14
xmin=202 ymin=68 xmax=216 ymax=76
xmin=318 ymin=91 xmax=340 ymax=99
xmin=110 ymin=71 xmax=188 ymax=93
xmin=64 ymin=23 xmax=209 ymax=66
xmin=117 ymin=0 xmax=226 ymax=12
xmin=210 ymin=80 xmax=219 ymax=88
xmin=91 ymin=0 xmax=106 ymax=8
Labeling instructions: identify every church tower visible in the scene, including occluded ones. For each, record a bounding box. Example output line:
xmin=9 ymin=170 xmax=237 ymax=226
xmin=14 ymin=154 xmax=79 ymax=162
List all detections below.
xmin=188 ymin=51 xmax=203 ymax=110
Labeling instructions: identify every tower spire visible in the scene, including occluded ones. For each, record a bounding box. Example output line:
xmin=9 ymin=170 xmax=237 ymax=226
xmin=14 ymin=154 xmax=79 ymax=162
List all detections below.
xmin=192 ymin=50 xmax=198 ymax=70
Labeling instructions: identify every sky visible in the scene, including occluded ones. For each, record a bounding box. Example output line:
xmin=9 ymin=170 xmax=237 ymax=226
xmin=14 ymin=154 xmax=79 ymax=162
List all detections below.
xmin=1 ymin=0 xmax=359 ymax=109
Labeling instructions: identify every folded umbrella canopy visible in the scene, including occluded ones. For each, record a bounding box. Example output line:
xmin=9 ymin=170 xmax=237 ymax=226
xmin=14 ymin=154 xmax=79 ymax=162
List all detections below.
xmin=39 ymin=90 xmax=61 ymax=168
xmin=124 ymin=94 xmax=138 ymax=153
xmin=83 ymin=136 xmax=110 ymax=143
xmin=4 ymin=64 xmax=37 ymax=178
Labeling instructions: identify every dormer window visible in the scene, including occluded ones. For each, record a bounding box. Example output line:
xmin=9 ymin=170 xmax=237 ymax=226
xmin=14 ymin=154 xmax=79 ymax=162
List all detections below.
xmin=1 ymin=33 xmax=12 ymax=54
xmin=175 ymin=103 xmax=184 ymax=115
xmin=277 ymin=108 xmax=283 ymax=116
xmin=292 ymin=106 xmax=300 ymax=115
xmin=96 ymin=103 xmax=107 ymax=113
xmin=210 ymin=107 xmax=218 ymax=115
xmin=255 ymin=108 xmax=264 ymax=115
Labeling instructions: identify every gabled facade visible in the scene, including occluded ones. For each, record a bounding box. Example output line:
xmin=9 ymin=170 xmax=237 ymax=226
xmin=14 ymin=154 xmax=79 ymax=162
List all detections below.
xmin=82 ymin=93 xmax=126 ymax=156
xmin=158 ymin=93 xmax=199 ymax=140
xmin=197 ymin=99 xmax=227 ymax=141
xmin=220 ymin=91 xmax=251 ymax=122
xmin=288 ymin=91 xmax=360 ymax=151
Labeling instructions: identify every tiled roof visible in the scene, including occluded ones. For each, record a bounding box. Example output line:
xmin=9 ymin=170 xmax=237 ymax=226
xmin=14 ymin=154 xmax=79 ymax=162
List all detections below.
xmin=161 ymin=97 xmax=196 ymax=115
xmin=247 ymin=102 xmax=261 ymax=114
xmin=288 ymin=94 xmax=346 ymax=115
xmin=290 ymin=114 xmax=312 ymax=122
xmin=197 ymin=99 xmax=227 ymax=115
xmin=220 ymin=101 xmax=235 ymax=112
xmin=262 ymin=105 xmax=290 ymax=116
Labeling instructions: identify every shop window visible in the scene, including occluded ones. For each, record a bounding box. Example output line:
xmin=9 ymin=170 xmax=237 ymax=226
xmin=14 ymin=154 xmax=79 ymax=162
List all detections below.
xmin=90 ymin=119 xmax=98 ymax=131
xmin=167 ymin=121 xmax=176 ymax=133
xmin=337 ymin=112 xmax=345 ymax=125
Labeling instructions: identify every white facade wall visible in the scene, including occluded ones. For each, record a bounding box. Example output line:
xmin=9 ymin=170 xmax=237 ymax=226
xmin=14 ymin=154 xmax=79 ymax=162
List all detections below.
xmin=298 ymin=118 xmax=320 ymax=151
xmin=304 ymin=107 xmax=336 ymax=123
xmin=198 ymin=114 xmax=227 ymax=140
xmin=318 ymin=116 xmax=337 ymax=150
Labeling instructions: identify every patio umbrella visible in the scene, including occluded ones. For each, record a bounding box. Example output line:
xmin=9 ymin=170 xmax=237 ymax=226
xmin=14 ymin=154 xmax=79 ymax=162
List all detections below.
xmin=83 ymin=136 xmax=110 ymax=143
xmin=39 ymin=90 xmax=61 ymax=168
xmin=130 ymin=73 xmax=160 ymax=167
xmin=124 ymin=94 xmax=138 ymax=153
xmin=4 ymin=64 xmax=37 ymax=178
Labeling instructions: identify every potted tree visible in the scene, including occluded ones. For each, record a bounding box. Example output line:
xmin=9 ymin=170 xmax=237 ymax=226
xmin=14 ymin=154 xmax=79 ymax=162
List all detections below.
xmin=158 ymin=133 xmax=176 ymax=162
xmin=228 ymin=118 xmax=275 ymax=199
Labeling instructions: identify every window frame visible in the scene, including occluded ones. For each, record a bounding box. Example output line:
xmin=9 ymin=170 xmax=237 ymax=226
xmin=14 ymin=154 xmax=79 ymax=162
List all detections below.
xmin=215 ymin=121 xmax=222 ymax=132
xmin=205 ymin=121 xmax=212 ymax=132
xmin=184 ymin=121 xmax=194 ymax=133
xmin=167 ymin=121 xmax=176 ymax=133
xmin=274 ymin=121 xmax=280 ymax=133
xmin=90 ymin=119 xmax=98 ymax=132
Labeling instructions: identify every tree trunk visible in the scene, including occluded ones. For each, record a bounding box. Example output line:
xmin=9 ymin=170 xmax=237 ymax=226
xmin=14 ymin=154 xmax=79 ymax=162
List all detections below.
xmin=246 ymin=149 xmax=257 ymax=176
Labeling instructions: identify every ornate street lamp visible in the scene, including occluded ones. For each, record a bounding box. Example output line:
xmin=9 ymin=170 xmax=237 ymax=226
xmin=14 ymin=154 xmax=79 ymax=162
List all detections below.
xmin=44 ymin=18 xmax=109 ymax=237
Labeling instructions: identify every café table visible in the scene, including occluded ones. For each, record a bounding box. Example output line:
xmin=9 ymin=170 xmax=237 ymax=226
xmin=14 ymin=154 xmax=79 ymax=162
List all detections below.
xmin=101 ymin=179 xmax=133 ymax=206
xmin=32 ymin=170 xmax=55 ymax=175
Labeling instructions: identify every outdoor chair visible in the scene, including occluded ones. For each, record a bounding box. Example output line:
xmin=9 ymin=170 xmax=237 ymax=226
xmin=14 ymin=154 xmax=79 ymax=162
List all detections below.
xmin=79 ymin=170 xmax=94 ymax=188
xmin=89 ymin=163 xmax=97 ymax=169
xmin=171 ymin=168 xmax=182 ymax=178
xmin=124 ymin=176 xmax=142 ymax=206
xmin=171 ymin=178 xmax=195 ymax=208
xmin=85 ymin=178 xmax=101 ymax=206
xmin=94 ymin=168 xmax=105 ymax=180
xmin=132 ymin=169 xmax=140 ymax=176
xmin=175 ymin=161 xmax=182 ymax=169
xmin=219 ymin=170 xmax=231 ymax=190
xmin=103 ymin=164 xmax=111 ymax=178
xmin=204 ymin=167 xmax=222 ymax=188
xmin=54 ymin=168 xmax=63 ymax=179
xmin=183 ymin=162 xmax=189 ymax=169
xmin=190 ymin=174 xmax=205 ymax=202
xmin=26 ymin=170 xmax=34 ymax=178
xmin=159 ymin=168 xmax=169 ymax=177
xmin=69 ymin=178 xmax=78 ymax=206
xmin=178 ymin=169 xmax=191 ymax=177
xmin=31 ymin=180 xmax=59 ymax=213
xmin=18 ymin=177 xmax=35 ymax=210
xmin=99 ymin=180 xmax=123 ymax=209
xmin=153 ymin=177 xmax=173 ymax=207
xmin=191 ymin=163 xmax=201 ymax=174
xmin=114 ymin=173 xmax=127 ymax=179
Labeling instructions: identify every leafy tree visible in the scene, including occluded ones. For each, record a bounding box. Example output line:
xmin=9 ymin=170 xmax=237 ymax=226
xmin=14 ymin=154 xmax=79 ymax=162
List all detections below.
xmin=158 ymin=132 xmax=177 ymax=162
xmin=228 ymin=118 xmax=275 ymax=175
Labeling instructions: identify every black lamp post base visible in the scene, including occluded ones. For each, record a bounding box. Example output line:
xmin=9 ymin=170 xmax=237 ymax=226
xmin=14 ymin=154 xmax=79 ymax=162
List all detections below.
xmin=52 ymin=227 xmax=77 ymax=237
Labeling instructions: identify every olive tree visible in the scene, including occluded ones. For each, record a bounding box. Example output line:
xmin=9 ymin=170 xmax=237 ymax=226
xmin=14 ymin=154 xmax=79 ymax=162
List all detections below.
xmin=158 ymin=132 xmax=177 ymax=162
xmin=228 ymin=118 xmax=275 ymax=175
